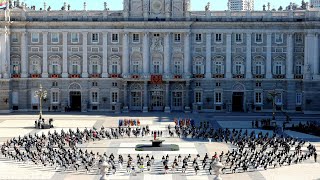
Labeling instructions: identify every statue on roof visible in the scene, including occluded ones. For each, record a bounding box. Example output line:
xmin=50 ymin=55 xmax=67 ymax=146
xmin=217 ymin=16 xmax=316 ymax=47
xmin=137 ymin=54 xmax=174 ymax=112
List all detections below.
xmin=205 ymin=2 xmax=210 ymax=11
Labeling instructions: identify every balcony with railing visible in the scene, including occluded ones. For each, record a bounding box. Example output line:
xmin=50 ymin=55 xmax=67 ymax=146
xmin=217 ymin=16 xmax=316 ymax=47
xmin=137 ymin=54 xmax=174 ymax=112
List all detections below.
xmin=11 ymin=74 xmax=21 ymax=78
xmin=253 ymin=74 xmax=265 ymax=79
xmin=69 ymin=74 xmax=80 ymax=78
xmin=193 ymin=74 xmax=205 ymax=79
xmin=90 ymin=74 xmax=101 ymax=78
xmin=50 ymin=74 xmax=61 ymax=78
xmin=212 ymin=74 xmax=225 ymax=78
xmin=273 ymin=74 xmax=286 ymax=79
xmin=30 ymin=74 xmax=41 ymax=78
xmin=233 ymin=74 xmax=245 ymax=79
xmin=294 ymin=74 xmax=303 ymax=79
xmin=109 ymin=74 xmax=121 ymax=78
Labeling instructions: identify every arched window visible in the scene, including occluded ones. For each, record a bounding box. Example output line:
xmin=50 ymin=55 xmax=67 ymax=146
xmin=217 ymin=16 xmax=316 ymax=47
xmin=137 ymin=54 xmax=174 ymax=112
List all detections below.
xmin=172 ymin=54 xmax=183 ymax=75
xmin=295 ymin=56 xmax=304 ymax=75
xmin=70 ymin=61 xmax=81 ymax=74
xmin=233 ymin=56 xmax=244 ymax=75
xmin=12 ymin=61 xmax=20 ymax=74
xmin=273 ymin=56 xmax=285 ymax=75
xmin=131 ymin=53 xmax=142 ymax=74
xmin=193 ymin=56 xmax=204 ymax=75
xmin=109 ymin=55 xmax=121 ymax=74
xmin=152 ymin=53 xmax=163 ymax=74
xmin=89 ymin=55 xmax=101 ymax=75
xmin=252 ymin=56 xmax=265 ymax=75
xmin=49 ymin=55 xmax=62 ymax=75
xmin=29 ymin=55 xmax=41 ymax=74
xmin=212 ymin=56 xmax=225 ymax=75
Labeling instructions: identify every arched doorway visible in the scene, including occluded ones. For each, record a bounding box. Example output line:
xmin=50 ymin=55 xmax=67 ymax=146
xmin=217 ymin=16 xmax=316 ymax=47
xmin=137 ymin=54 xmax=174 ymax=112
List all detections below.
xmin=232 ymin=83 xmax=245 ymax=112
xmin=69 ymin=83 xmax=82 ymax=111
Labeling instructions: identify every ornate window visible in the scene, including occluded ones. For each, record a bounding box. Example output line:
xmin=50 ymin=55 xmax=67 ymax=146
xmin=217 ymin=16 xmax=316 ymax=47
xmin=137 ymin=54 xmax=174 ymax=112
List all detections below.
xmin=50 ymin=60 xmax=61 ymax=74
xmin=295 ymin=33 xmax=303 ymax=44
xmin=273 ymin=56 xmax=285 ymax=75
xmin=109 ymin=55 xmax=121 ymax=74
xmin=254 ymin=92 xmax=263 ymax=104
xmin=132 ymin=33 xmax=140 ymax=43
xmin=31 ymin=32 xmax=39 ymax=43
xmin=89 ymin=55 xmax=101 ymax=74
xmin=71 ymin=61 xmax=80 ymax=74
xmin=51 ymin=91 xmax=59 ymax=104
xmin=235 ymin=33 xmax=242 ymax=43
xmin=91 ymin=33 xmax=99 ymax=43
xmin=215 ymin=33 xmax=222 ymax=43
xmin=11 ymin=61 xmax=20 ymax=74
xmin=71 ymin=33 xmax=79 ymax=43
xmin=214 ymin=92 xmax=222 ymax=104
xmin=296 ymin=93 xmax=302 ymax=105
xmin=132 ymin=61 xmax=140 ymax=74
xmin=111 ymin=33 xmax=119 ymax=43
xmin=275 ymin=33 xmax=283 ymax=44
xmin=194 ymin=91 xmax=202 ymax=104
xmin=212 ymin=56 xmax=225 ymax=75
xmin=252 ymin=56 xmax=265 ymax=75
xmin=152 ymin=53 xmax=163 ymax=74
xmin=193 ymin=56 xmax=204 ymax=74
xmin=173 ymin=61 xmax=182 ymax=75
xmin=295 ymin=56 xmax=304 ymax=75
xmin=195 ymin=33 xmax=202 ymax=42
xmin=174 ymin=33 xmax=181 ymax=43
xmin=153 ymin=61 xmax=161 ymax=74
xmin=233 ymin=56 xmax=244 ymax=75
xmin=11 ymin=33 xmax=19 ymax=43
xmin=91 ymin=91 xmax=99 ymax=103
xmin=131 ymin=53 xmax=142 ymax=74
xmin=275 ymin=93 xmax=283 ymax=105
xmin=29 ymin=55 xmax=41 ymax=74
xmin=255 ymin=33 xmax=263 ymax=43
xmin=111 ymin=91 xmax=119 ymax=103
xmin=51 ymin=33 xmax=59 ymax=43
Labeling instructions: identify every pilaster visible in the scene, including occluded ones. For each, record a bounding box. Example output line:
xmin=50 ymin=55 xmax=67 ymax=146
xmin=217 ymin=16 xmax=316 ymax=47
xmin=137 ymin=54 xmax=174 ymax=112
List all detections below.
xmin=205 ymin=33 xmax=212 ymax=78
xmin=304 ymin=33 xmax=313 ymax=80
xmin=266 ymin=32 xmax=272 ymax=79
xmin=143 ymin=32 xmax=150 ymax=77
xmin=62 ymin=32 xmax=68 ymax=78
xmin=226 ymin=33 xmax=232 ymax=78
xmin=164 ymin=82 xmax=171 ymax=113
xmin=143 ymin=81 xmax=148 ymax=112
xmin=184 ymin=32 xmax=191 ymax=78
xmin=246 ymin=33 xmax=252 ymax=79
xmin=102 ymin=32 xmax=109 ymax=77
xmin=42 ymin=32 xmax=48 ymax=78
xmin=184 ymin=81 xmax=191 ymax=113
xmin=123 ymin=82 xmax=129 ymax=112
xmin=21 ymin=31 xmax=28 ymax=78
xmin=164 ymin=32 xmax=171 ymax=77
xmin=286 ymin=33 xmax=294 ymax=79
xmin=313 ymin=33 xmax=319 ymax=79
xmin=82 ymin=32 xmax=88 ymax=78
xmin=122 ymin=32 xmax=129 ymax=77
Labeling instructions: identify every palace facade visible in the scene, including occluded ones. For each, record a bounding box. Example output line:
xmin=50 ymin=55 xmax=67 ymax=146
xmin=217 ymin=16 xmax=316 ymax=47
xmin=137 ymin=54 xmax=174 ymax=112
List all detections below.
xmin=0 ymin=0 xmax=320 ymax=114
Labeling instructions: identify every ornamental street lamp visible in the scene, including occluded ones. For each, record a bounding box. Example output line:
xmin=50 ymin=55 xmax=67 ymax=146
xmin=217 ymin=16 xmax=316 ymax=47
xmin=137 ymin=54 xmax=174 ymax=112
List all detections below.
xmin=268 ymin=89 xmax=281 ymax=120
xmin=35 ymin=84 xmax=47 ymax=120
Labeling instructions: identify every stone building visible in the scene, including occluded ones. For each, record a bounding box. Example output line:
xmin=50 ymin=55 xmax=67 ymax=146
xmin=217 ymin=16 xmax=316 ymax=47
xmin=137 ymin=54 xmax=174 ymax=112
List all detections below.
xmin=0 ymin=0 xmax=320 ymax=114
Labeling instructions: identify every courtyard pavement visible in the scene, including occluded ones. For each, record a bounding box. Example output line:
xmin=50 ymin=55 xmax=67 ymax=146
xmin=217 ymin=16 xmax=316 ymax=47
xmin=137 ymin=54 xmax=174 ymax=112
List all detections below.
xmin=0 ymin=112 xmax=319 ymax=180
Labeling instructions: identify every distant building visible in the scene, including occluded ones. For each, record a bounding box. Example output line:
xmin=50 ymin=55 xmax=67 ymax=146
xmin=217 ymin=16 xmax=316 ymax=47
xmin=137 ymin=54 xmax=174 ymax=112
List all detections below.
xmin=310 ymin=0 xmax=320 ymax=8
xmin=228 ymin=0 xmax=254 ymax=11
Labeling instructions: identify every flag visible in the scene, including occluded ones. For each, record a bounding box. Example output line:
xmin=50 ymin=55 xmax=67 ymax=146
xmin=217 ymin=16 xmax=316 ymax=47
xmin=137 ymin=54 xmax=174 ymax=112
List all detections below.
xmin=0 ymin=0 xmax=7 ymax=9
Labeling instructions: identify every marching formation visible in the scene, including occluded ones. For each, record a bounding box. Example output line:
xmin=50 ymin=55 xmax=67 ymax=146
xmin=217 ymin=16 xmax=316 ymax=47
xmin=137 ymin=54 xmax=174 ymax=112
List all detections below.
xmin=0 ymin=122 xmax=318 ymax=176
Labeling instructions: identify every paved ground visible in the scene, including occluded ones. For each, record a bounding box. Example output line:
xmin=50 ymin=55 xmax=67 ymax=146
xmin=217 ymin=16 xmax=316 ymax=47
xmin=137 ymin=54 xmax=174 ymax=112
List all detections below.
xmin=0 ymin=112 xmax=319 ymax=180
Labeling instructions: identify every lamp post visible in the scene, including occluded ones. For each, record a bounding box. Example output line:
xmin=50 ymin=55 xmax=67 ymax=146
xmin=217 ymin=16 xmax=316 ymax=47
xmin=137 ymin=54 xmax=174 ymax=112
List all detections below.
xmin=35 ymin=84 xmax=47 ymax=120
xmin=268 ymin=89 xmax=281 ymax=120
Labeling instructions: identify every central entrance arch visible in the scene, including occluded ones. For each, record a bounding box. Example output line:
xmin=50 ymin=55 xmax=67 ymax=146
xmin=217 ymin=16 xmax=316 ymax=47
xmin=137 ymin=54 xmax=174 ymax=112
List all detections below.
xmin=69 ymin=83 xmax=82 ymax=111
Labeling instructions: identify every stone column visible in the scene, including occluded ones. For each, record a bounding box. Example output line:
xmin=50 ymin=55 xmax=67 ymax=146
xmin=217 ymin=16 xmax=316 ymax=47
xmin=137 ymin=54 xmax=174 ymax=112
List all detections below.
xmin=286 ymin=33 xmax=294 ymax=79
xmin=3 ymin=30 xmax=10 ymax=79
xmin=82 ymin=32 xmax=88 ymax=78
xmin=313 ymin=33 xmax=319 ymax=79
xmin=21 ymin=32 xmax=28 ymax=78
xmin=143 ymin=81 xmax=148 ymax=112
xmin=62 ymin=32 xmax=68 ymax=78
xmin=42 ymin=32 xmax=48 ymax=78
xmin=102 ymin=32 xmax=109 ymax=77
xmin=184 ymin=81 xmax=191 ymax=112
xmin=304 ymin=32 xmax=313 ymax=80
xmin=123 ymin=82 xmax=129 ymax=112
xmin=143 ymin=32 xmax=150 ymax=77
xmin=122 ymin=32 xmax=129 ymax=77
xmin=266 ymin=32 xmax=272 ymax=79
xmin=205 ymin=33 xmax=212 ymax=78
xmin=226 ymin=33 xmax=232 ymax=78
xmin=164 ymin=32 xmax=171 ymax=78
xmin=184 ymin=33 xmax=191 ymax=78
xmin=246 ymin=33 xmax=252 ymax=78
xmin=0 ymin=34 xmax=2 ymax=78
xmin=164 ymin=82 xmax=171 ymax=113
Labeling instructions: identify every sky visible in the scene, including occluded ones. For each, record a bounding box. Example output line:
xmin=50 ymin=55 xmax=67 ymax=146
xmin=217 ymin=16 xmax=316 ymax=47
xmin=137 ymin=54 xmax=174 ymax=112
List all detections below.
xmin=21 ymin=0 xmax=304 ymax=11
